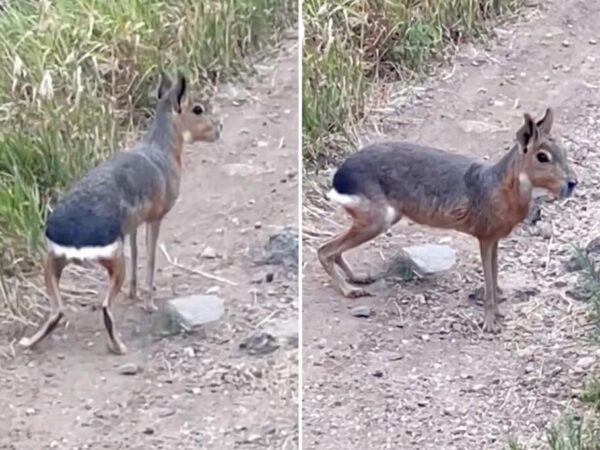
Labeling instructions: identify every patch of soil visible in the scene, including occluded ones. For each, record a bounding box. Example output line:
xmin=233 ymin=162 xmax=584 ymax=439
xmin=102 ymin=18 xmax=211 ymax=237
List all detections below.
xmin=302 ymin=1 xmax=600 ymax=449
xmin=0 ymin=42 xmax=298 ymax=450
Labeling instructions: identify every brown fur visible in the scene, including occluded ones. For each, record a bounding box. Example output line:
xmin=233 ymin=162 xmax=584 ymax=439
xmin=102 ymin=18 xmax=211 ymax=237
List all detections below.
xmin=20 ymin=71 xmax=222 ymax=354
xmin=318 ymin=108 xmax=577 ymax=333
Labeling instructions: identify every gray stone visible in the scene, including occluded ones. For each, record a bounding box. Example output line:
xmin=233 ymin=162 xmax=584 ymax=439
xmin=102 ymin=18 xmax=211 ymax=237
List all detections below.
xmin=116 ymin=363 xmax=140 ymax=376
xmin=154 ymin=295 xmax=224 ymax=336
xmin=239 ymin=331 xmax=279 ymax=356
xmin=350 ymin=306 xmax=372 ymax=318
xmin=263 ymin=319 xmax=299 ymax=349
xmin=575 ymin=356 xmax=596 ymax=371
xmin=402 ymin=244 xmax=456 ymax=276
xmin=201 ymin=246 xmax=217 ymax=259
xmin=255 ymin=228 xmax=298 ymax=268
xmin=222 ymin=163 xmax=270 ymax=177
xmin=459 ymin=120 xmax=495 ymax=134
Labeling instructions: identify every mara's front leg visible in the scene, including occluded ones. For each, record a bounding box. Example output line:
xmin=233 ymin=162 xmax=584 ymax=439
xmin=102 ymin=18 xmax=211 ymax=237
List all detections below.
xmin=479 ymin=239 xmax=500 ymax=333
xmin=144 ymin=220 xmax=162 ymax=312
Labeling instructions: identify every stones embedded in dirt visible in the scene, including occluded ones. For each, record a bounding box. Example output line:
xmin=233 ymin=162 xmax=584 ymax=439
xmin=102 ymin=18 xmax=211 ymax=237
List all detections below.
xmin=400 ymin=244 xmax=457 ymax=277
xmin=575 ymin=355 xmax=596 ymax=372
xmin=153 ymin=294 xmax=225 ymax=337
xmin=534 ymin=222 xmax=553 ymax=239
xmin=239 ymin=330 xmax=279 ymax=356
xmin=221 ymin=162 xmax=271 ymax=177
xmin=201 ymin=246 xmax=218 ymax=259
xmin=564 ymin=236 xmax=600 ymax=272
xmin=254 ymin=227 xmax=299 ymax=269
xmin=458 ymin=120 xmax=496 ymax=134
xmin=242 ymin=319 xmax=299 ymax=355
xmin=116 ymin=363 xmax=140 ymax=376
xmin=350 ymin=306 xmax=372 ymax=318
xmin=251 ymin=271 xmax=275 ymax=284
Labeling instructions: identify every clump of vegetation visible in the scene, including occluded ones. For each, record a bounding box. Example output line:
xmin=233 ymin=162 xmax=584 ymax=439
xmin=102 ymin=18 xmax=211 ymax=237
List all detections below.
xmin=0 ymin=0 xmax=295 ymax=318
xmin=581 ymin=378 xmax=600 ymax=411
xmin=574 ymin=244 xmax=600 ymax=336
xmin=546 ymin=415 xmax=600 ymax=450
xmin=302 ymin=0 xmax=520 ymax=165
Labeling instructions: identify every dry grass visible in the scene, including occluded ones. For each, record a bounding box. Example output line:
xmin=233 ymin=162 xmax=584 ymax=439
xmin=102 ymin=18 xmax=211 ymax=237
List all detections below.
xmin=0 ymin=0 xmax=295 ymax=323
xmin=302 ymin=0 xmax=521 ymax=166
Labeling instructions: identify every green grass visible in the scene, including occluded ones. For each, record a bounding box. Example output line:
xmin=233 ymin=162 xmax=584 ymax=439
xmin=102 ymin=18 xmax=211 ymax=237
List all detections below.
xmin=506 ymin=416 xmax=600 ymax=450
xmin=574 ymin=244 xmax=600 ymax=337
xmin=546 ymin=415 xmax=600 ymax=450
xmin=302 ymin=0 xmax=520 ymax=166
xmin=0 ymin=0 xmax=295 ymax=318
xmin=581 ymin=378 xmax=600 ymax=411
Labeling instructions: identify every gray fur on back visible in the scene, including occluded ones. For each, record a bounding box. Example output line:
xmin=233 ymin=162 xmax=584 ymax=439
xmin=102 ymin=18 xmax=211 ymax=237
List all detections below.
xmin=333 ymin=142 xmax=494 ymax=201
xmin=45 ymin=140 xmax=174 ymax=248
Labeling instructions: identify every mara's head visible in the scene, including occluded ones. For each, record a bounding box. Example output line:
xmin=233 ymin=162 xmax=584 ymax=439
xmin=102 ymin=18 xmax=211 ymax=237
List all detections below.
xmin=516 ymin=108 xmax=577 ymax=198
xmin=157 ymin=71 xmax=222 ymax=143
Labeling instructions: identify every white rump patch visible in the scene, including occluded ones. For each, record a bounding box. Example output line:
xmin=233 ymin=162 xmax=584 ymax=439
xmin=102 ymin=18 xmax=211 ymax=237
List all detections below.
xmin=326 ymin=189 xmax=362 ymax=208
xmin=384 ymin=205 xmax=398 ymax=226
xmin=47 ymin=239 xmax=120 ymax=260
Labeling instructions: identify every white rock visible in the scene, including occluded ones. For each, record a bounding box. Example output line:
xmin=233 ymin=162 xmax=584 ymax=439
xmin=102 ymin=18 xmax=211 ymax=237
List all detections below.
xmin=165 ymin=295 xmax=225 ymax=330
xmin=402 ymin=244 xmax=456 ymax=276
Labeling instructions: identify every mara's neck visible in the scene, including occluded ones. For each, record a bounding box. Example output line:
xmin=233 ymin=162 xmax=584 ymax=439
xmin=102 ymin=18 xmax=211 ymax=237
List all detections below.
xmin=487 ymin=144 xmax=532 ymax=209
xmin=143 ymin=105 xmax=184 ymax=167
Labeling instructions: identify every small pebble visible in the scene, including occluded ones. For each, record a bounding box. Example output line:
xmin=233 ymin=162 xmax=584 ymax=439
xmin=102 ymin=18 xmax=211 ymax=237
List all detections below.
xmin=201 ymin=246 xmax=217 ymax=259
xmin=117 ymin=363 xmax=140 ymax=376
xmin=350 ymin=306 xmax=371 ymax=318
xmin=576 ymin=356 xmax=596 ymax=371
xmin=206 ymin=286 xmax=220 ymax=294
xmin=246 ymin=434 xmax=262 ymax=443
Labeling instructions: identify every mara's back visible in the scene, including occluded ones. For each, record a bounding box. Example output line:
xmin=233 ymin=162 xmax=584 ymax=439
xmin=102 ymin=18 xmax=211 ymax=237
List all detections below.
xmin=331 ymin=142 xmax=508 ymax=235
xmin=45 ymin=145 xmax=172 ymax=248
xmin=334 ymin=142 xmax=486 ymax=202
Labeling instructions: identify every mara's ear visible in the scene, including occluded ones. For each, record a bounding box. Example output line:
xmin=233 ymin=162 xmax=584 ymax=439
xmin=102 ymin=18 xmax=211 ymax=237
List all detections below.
xmin=536 ymin=107 xmax=554 ymax=135
xmin=157 ymin=71 xmax=173 ymax=100
xmin=516 ymin=113 xmax=538 ymax=154
xmin=170 ymin=72 xmax=187 ymax=113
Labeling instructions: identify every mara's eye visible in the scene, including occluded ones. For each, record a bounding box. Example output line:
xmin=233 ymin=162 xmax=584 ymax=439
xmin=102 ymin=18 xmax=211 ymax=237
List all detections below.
xmin=537 ymin=151 xmax=550 ymax=163
xmin=192 ymin=104 xmax=204 ymax=115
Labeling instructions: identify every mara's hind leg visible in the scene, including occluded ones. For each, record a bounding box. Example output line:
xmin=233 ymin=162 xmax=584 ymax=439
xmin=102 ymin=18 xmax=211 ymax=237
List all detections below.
xmin=318 ymin=206 xmax=392 ymax=298
xmin=19 ymin=253 xmax=67 ymax=349
xmin=99 ymin=243 xmax=127 ymax=355
xmin=335 ymin=255 xmax=376 ymax=285
xmin=335 ymin=211 xmax=401 ymax=285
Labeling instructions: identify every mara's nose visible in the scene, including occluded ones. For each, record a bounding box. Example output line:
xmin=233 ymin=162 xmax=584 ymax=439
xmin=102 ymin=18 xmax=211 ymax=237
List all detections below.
xmin=566 ymin=178 xmax=578 ymax=196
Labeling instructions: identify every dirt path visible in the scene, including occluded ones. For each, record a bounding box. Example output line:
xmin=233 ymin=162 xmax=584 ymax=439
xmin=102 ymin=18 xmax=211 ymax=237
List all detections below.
xmin=302 ymin=1 xmax=600 ymax=449
xmin=0 ymin=42 xmax=298 ymax=450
